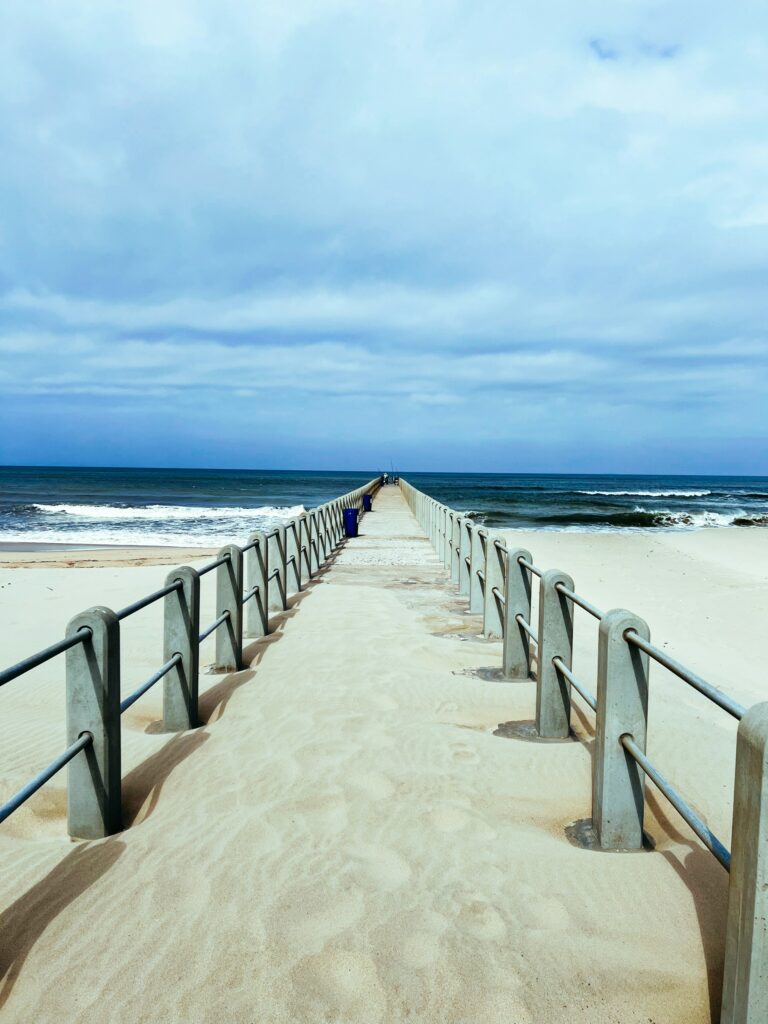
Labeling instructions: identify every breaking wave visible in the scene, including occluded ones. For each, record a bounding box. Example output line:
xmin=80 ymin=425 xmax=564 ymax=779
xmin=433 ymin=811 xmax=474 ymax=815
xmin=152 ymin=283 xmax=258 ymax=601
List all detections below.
xmin=577 ymin=489 xmax=712 ymax=498
xmin=26 ymin=503 xmax=306 ymax=521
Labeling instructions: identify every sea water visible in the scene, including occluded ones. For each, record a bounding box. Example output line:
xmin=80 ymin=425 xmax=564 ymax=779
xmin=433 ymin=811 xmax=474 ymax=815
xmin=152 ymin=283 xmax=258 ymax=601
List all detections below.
xmin=1 ymin=466 xmax=767 ymax=547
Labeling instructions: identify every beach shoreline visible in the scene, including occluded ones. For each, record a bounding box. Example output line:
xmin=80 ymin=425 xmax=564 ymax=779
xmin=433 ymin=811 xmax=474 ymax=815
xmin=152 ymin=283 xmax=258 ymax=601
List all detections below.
xmin=0 ymin=543 xmax=216 ymax=569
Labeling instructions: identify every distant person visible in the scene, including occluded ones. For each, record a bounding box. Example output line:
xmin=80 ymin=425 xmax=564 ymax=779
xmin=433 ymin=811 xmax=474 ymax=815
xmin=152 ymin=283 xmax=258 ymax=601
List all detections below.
xmin=383 ymin=473 xmax=389 ymax=485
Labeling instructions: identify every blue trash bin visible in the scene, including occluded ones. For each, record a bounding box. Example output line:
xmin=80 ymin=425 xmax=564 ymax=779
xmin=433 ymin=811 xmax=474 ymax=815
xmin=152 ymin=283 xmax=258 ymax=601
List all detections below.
xmin=343 ymin=507 xmax=359 ymax=538
xmin=363 ymin=494 xmax=372 ymax=512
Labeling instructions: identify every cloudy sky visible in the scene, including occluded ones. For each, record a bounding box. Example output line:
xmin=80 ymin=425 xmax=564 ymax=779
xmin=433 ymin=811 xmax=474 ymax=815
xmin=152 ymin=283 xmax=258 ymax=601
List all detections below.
xmin=1 ymin=0 xmax=766 ymax=473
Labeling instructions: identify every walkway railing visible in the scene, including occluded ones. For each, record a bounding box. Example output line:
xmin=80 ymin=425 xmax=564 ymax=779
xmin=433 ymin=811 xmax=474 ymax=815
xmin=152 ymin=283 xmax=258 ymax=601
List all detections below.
xmin=400 ymin=476 xmax=767 ymax=1024
xmin=0 ymin=477 xmax=381 ymax=839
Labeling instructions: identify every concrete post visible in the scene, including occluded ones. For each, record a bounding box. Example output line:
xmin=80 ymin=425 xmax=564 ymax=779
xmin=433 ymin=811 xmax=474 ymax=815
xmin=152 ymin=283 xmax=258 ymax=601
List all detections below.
xmin=592 ymin=609 xmax=650 ymax=850
xmin=722 ymin=701 xmax=768 ymax=1024
xmin=444 ymin=510 xmax=452 ymax=569
xmin=450 ymin=515 xmax=460 ymax=584
xmin=214 ymin=545 xmax=243 ymax=672
xmin=299 ymin=515 xmax=311 ymax=580
xmin=268 ymin=527 xmax=287 ymax=610
xmin=459 ymin=519 xmax=471 ymax=597
xmin=66 ymin=606 xmax=122 ymax=838
xmin=317 ymin=508 xmax=327 ymax=564
xmin=245 ymin=532 xmax=269 ymax=637
xmin=326 ymin=505 xmax=333 ymax=552
xmin=469 ymin=528 xmax=485 ymax=613
xmin=309 ymin=512 xmax=319 ymax=574
xmin=483 ymin=533 xmax=505 ymax=639
xmin=535 ymin=569 xmax=575 ymax=738
xmin=163 ymin=566 xmax=200 ymax=731
xmin=286 ymin=519 xmax=301 ymax=595
xmin=502 ymin=548 xmax=533 ymax=680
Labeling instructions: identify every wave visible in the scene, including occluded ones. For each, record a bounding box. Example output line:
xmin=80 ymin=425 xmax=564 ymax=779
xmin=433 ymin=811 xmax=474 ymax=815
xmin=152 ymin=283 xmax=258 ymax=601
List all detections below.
xmin=577 ymin=489 xmax=712 ymax=498
xmin=470 ymin=507 xmax=768 ymax=530
xmin=23 ymin=503 xmax=306 ymax=521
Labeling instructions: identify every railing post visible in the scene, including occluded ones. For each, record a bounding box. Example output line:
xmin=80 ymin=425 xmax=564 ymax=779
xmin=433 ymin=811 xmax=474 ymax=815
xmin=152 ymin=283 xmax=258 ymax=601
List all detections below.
xmin=268 ymin=527 xmax=287 ymax=609
xmin=443 ymin=509 xmax=452 ymax=569
xmin=722 ymin=702 xmax=768 ymax=1024
xmin=66 ymin=606 xmax=122 ymax=838
xmin=592 ymin=609 xmax=650 ymax=850
xmin=483 ymin=534 xmax=505 ymax=639
xmin=535 ymin=570 xmax=574 ymax=738
xmin=163 ymin=566 xmax=200 ymax=731
xmin=316 ymin=507 xmax=327 ymax=563
xmin=299 ymin=515 xmax=312 ymax=580
xmin=469 ymin=528 xmax=485 ymax=613
xmin=285 ymin=519 xmax=301 ymax=595
xmin=309 ymin=512 xmax=319 ymax=574
xmin=459 ymin=519 xmax=471 ymax=596
xmin=214 ymin=545 xmax=243 ymax=672
xmin=245 ymin=532 xmax=269 ymax=637
xmin=324 ymin=506 xmax=332 ymax=555
xmin=502 ymin=548 xmax=533 ymax=680
xmin=450 ymin=514 xmax=460 ymax=583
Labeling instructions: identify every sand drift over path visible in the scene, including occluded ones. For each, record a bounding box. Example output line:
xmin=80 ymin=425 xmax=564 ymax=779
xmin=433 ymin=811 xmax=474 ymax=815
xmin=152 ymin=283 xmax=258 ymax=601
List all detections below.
xmin=1 ymin=487 xmax=764 ymax=1022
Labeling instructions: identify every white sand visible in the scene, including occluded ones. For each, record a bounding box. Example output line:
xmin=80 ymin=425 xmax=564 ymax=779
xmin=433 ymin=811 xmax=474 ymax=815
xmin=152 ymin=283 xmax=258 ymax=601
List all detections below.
xmin=0 ymin=488 xmax=766 ymax=1022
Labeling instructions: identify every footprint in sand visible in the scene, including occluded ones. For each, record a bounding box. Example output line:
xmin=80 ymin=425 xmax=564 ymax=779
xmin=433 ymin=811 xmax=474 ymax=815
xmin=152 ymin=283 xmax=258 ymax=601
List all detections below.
xmin=347 ymin=770 xmax=396 ymax=801
xmin=368 ymin=692 xmax=399 ymax=712
xmin=270 ymin=883 xmax=364 ymax=954
xmin=290 ymin=948 xmax=387 ymax=1023
xmin=346 ymin=843 xmax=412 ymax=892
xmin=456 ymin=899 xmax=508 ymax=942
xmin=451 ymin=746 xmax=480 ymax=763
xmin=429 ymin=805 xmax=471 ymax=832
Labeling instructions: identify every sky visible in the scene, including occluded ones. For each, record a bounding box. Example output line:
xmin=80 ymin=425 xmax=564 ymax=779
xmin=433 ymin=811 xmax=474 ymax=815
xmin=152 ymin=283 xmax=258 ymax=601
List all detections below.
xmin=0 ymin=0 xmax=767 ymax=474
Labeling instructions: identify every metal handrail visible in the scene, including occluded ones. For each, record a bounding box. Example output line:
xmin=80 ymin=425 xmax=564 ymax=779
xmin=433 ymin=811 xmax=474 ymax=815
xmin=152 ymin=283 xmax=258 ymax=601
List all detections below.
xmin=552 ymin=656 xmax=597 ymax=712
xmin=0 ymin=731 xmax=93 ymax=825
xmin=0 ymin=628 xmax=91 ymax=690
xmin=116 ymin=580 xmax=183 ymax=622
xmin=198 ymin=553 xmax=231 ymax=577
xmin=516 ymin=614 xmax=538 ymax=644
xmin=620 ymin=733 xmax=731 ymax=870
xmin=199 ymin=610 xmax=230 ymax=643
xmin=492 ymin=587 xmax=505 ymax=606
xmin=555 ymin=583 xmax=604 ymax=621
xmin=624 ymin=630 xmax=746 ymax=721
xmin=518 ymin=557 xmax=543 ymax=578
xmin=242 ymin=585 xmax=260 ymax=605
xmin=268 ymin=568 xmax=281 ymax=581
xmin=493 ymin=539 xmax=508 ymax=553
xmin=476 ymin=568 xmax=485 ymax=581
xmin=120 ymin=654 xmax=182 ymax=714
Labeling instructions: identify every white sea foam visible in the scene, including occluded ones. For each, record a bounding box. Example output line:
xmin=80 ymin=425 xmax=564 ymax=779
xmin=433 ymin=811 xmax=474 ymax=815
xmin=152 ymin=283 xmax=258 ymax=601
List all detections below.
xmin=633 ymin=507 xmax=743 ymax=528
xmin=30 ymin=503 xmax=306 ymax=521
xmin=2 ymin=502 xmax=309 ymax=547
xmin=578 ymin=490 xmax=712 ymax=498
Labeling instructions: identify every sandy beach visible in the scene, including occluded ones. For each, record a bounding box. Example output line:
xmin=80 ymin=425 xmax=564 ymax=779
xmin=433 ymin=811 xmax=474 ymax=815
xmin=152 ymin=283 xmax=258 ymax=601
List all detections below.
xmin=0 ymin=489 xmax=766 ymax=1022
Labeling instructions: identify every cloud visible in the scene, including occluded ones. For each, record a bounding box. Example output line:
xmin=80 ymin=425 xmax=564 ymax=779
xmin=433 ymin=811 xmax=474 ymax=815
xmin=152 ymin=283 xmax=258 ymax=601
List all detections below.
xmin=0 ymin=0 xmax=767 ymax=470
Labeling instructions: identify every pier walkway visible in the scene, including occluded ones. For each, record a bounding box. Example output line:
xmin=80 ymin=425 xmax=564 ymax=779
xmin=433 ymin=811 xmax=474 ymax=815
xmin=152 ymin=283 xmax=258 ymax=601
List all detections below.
xmin=1 ymin=487 xmax=714 ymax=1023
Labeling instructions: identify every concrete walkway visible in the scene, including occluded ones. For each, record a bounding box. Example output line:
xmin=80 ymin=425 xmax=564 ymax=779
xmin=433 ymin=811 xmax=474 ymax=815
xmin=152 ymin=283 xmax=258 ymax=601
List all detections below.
xmin=1 ymin=486 xmax=713 ymax=1023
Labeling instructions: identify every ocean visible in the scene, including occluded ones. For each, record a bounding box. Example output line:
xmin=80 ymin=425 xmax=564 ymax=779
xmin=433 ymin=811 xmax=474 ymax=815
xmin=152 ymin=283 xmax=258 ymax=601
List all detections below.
xmin=1 ymin=467 xmax=767 ymax=547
